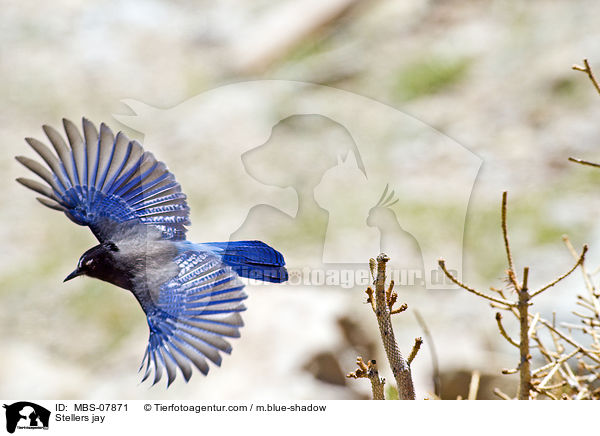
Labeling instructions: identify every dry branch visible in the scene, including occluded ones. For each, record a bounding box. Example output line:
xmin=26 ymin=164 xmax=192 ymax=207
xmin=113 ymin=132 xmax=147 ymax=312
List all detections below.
xmin=372 ymin=254 xmax=415 ymax=400
xmin=439 ymin=191 xmax=592 ymax=399
xmin=572 ymin=58 xmax=600 ymax=95
xmin=348 ymin=254 xmax=420 ymax=399
xmin=347 ymin=357 xmax=385 ymax=400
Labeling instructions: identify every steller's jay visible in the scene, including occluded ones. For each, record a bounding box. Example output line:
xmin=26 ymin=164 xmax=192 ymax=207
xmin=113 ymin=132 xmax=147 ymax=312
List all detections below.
xmin=15 ymin=118 xmax=288 ymax=386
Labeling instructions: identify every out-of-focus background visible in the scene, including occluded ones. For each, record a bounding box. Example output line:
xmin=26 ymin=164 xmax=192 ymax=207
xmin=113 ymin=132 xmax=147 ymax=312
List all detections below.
xmin=2 ymin=0 xmax=600 ymax=400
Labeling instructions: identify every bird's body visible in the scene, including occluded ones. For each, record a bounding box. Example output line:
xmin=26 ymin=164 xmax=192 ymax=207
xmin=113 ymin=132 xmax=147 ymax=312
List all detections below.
xmin=16 ymin=118 xmax=288 ymax=386
xmin=74 ymin=222 xmax=180 ymax=304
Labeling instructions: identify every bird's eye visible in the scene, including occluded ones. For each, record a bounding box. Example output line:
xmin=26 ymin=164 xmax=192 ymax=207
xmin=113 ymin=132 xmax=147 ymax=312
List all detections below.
xmin=85 ymin=259 xmax=94 ymax=267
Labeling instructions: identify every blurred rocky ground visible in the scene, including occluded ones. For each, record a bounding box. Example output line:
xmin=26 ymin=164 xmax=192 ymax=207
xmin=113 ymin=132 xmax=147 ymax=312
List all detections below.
xmin=2 ymin=0 xmax=600 ymax=399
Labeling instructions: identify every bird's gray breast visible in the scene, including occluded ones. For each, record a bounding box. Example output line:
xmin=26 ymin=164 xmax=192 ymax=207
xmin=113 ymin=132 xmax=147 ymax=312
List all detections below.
xmin=114 ymin=237 xmax=180 ymax=311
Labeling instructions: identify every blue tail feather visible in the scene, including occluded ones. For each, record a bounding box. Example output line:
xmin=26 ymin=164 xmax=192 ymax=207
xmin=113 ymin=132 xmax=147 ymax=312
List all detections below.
xmin=199 ymin=241 xmax=288 ymax=283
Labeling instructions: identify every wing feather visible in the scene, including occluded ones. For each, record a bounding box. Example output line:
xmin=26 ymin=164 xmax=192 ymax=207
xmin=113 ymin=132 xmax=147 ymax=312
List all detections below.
xmin=16 ymin=118 xmax=190 ymax=242
xmin=83 ymin=118 xmax=98 ymax=187
xmin=37 ymin=197 xmax=65 ymax=211
xmin=15 ymin=178 xmax=59 ymax=201
xmin=43 ymin=124 xmax=77 ymax=187
xmin=63 ymin=118 xmax=86 ymax=186
xmin=95 ymin=123 xmax=116 ymax=191
xmin=139 ymin=251 xmax=247 ymax=386
xmin=15 ymin=156 xmax=63 ymax=194
xmin=25 ymin=137 xmax=71 ymax=192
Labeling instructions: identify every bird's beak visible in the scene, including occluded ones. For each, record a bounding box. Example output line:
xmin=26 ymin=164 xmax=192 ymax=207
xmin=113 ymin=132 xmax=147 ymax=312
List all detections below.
xmin=64 ymin=268 xmax=83 ymax=282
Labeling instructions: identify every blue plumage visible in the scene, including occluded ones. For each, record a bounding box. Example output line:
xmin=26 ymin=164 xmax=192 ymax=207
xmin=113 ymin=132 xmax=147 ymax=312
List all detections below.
xmin=193 ymin=241 xmax=288 ymax=283
xmin=16 ymin=118 xmax=288 ymax=386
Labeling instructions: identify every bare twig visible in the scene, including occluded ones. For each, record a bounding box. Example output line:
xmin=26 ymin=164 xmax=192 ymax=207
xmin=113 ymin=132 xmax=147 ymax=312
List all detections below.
xmin=568 ymin=157 xmax=600 ymax=169
xmin=574 ymin=387 xmax=590 ymax=400
xmin=538 ymin=318 xmax=600 ymax=364
xmin=496 ymin=312 xmax=519 ymax=348
xmin=386 ymin=280 xmax=395 ymax=308
xmin=493 ymin=388 xmax=512 ymax=400
xmin=467 ymin=370 xmax=481 ymax=400
xmin=347 ymin=357 xmax=385 ymax=400
xmin=537 ymin=380 xmax=567 ymax=390
xmin=530 ymin=245 xmax=588 ymax=298
xmin=438 ymin=260 xmax=516 ymax=307
xmin=532 ymin=386 xmax=559 ymax=400
xmin=365 ymin=287 xmax=376 ymax=312
xmin=390 ymin=303 xmax=408 ymax=315
xmin=373 ymin=254 xmax=415 ymax=400
xmin=437 ymin=188 xmax=600 ymax=399
xmin=565 ymin=236 xmax=600 ymax=312
xmin=517 ymin=267 xmax=532 ymax=400
xmin=572 ymin=59 xmax=600 ymax=95
xmin=537 ymin=348 xmax=581 ymax=389
xmin=408 ymin=337 xmax=423 ymax=365
xmin=528 ymin=313 xmax=540 ymax=338
xmin=491 ymin=286 xmax=520 ymax=317
xmin=414 ymin=310 xmax=441 ymax=397
xmin=347 ymin=356 xmax=369 ymax=379
xmin=369 ymin=258 xmax=376 ymax=282
xmin=502 ymin=191 xmax=519 ymax=289
xmin=367 ymin=361 xmax=385 ymax=400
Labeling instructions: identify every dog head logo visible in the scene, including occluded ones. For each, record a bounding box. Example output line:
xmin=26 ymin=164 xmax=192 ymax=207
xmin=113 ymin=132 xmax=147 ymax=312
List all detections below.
xmin=3 ymin=402 xmax=50 ymax=434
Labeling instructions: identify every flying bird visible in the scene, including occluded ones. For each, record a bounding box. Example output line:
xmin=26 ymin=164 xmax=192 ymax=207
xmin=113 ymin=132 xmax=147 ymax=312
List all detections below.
xmin=15 ymin=118 xmax=288 ymax=386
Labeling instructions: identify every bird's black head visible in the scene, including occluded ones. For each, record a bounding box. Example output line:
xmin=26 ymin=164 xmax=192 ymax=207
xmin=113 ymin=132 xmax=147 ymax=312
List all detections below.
xmin=64 ymin=241 xmax=121 ymax=285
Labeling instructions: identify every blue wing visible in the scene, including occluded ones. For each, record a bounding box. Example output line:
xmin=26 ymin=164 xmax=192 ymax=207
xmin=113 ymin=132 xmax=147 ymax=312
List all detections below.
xmin=139 ymin=250 xmax=247 ymax=386
xmin=16 ymin=118 xmax=190 ymax=241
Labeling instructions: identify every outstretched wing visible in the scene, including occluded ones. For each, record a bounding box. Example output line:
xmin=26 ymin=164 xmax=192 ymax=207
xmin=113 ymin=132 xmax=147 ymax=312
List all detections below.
xmin=16 ymin=118 xmax=190 ymax=241
xmin=140 ymin=250 xmax=247 ymax=386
